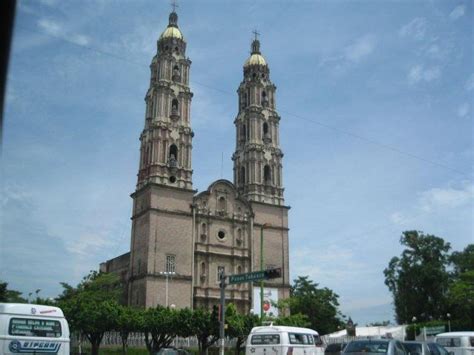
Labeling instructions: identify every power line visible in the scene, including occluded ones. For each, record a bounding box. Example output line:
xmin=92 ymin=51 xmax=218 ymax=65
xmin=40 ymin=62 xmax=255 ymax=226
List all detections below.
xmin=14 ymin=24 xmax=471 ymax=177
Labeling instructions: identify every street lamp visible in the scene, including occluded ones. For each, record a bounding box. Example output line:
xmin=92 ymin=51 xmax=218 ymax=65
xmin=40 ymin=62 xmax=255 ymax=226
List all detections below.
xmin=446 ymin=313 xmax=451 ymax=332
xmin=260 ymin=223 xmax=271 ymax=321
xmin=159 ymin=271 xmax=176 ymax=307
xmin=412 ymin=316 xmax=417 ymax=340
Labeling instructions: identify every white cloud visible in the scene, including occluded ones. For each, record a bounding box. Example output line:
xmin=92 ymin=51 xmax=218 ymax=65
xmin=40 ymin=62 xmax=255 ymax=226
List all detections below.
xmin=39 ymin=0 xmax=58 ymax=6
xmin=37 ymin=18 xmax=90 ymax=46
xmin=391 ymin=182 xmax=474 ymax=226
xmin=457 ymin=103 xmax=470 ymax=118
xmin=292 ymin=245 xmax=373 ymax=284
xmin=71 ymin=34 xmax=90 ymax=46
xmin=466 ymin=74 xmax=474 ymax=91
xmin=419 ymin=182 xmax=473 ymax=212
xmin=449 ymin=5 xmax=465 ymax=21
xmin=399 ymin=18 xmax=427 ymax=40
xmin=408 ymin=65 xmax=441 ymax=84
xmin=390 ymin=212 xmax=405 ymax=225
xmin=38 ymin=19 xmax=62 ymax=36
xmin=345 ymin=34 xmax=376 ymax=62
xmin=66 ymin=232 xmax=114 ymax=256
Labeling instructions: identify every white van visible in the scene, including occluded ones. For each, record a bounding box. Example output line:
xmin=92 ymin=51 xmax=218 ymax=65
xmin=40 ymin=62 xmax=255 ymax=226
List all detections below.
xmin=435 ymin=332 xmax=474 ymax=355
xmin=246 ymin=325 xmax=324 ymax=355
xmin=0 ymin=303 xmax=70 ymax=354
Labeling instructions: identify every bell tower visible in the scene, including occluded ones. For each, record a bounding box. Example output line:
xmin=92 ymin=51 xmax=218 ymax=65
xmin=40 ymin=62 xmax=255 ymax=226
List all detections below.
xmin=137 ymin=10 xmax=193 ymax=190
xmin=232 ymin=35 xmax=284 ymax=205
xmin=128 ymin=9 xmax=195 ymax=308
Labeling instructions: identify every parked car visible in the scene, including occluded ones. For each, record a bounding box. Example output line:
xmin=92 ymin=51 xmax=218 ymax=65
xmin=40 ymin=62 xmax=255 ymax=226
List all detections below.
xmin=155 ymin=348 xmax=191 ymax=355
xmin=342 ymin=339 xmax=407 ymax=355
xmin=325 ymin=342 xmax=347 ymax=355
xmin=402 ymin=341 xmax=431 ymax=355
xmin=246 ymin=325 xmax=324 ymax=355
xmin=0 ymin=303 xmax=70 ymax=355
xmin=426 ymin=342 xmax=450 ymax=355
xmin=435 ymin=332 xmax=474 ymax=355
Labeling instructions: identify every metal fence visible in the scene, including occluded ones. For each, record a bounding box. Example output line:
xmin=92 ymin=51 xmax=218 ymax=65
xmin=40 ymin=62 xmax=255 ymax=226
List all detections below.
xmin=72 ymin=332 xmax=236 ymax=350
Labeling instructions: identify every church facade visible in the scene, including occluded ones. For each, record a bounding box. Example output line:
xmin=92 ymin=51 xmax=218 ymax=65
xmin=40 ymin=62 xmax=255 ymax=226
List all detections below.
xmin=101 ymin=9 xmax=290 ymax=314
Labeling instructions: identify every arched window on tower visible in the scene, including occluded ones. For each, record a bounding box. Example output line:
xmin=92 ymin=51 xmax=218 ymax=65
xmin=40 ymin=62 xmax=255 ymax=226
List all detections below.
xmin=171 ymin=98 xmax=179 ymax=119
xmin=172 ymin=65 xmax=180 ymax=82
xmin=241 ymin=124 xmax=246 ymax=143
xmin=200 ymin=262 xmax=206 ymax=280
xmin=264 ymin=165 xmax=272 ymax=185
xmin=236 ymin=228 xmax=242 ymax=246
xmin=241 ymin=93 xmax=247 ymax=109
xmin=218 ymin=196 xmax=226 ymax=212
xmin=262 ymin=91 xmax=268 ymax=107
xmin=263 ymin=122 xmax=271 ymax=143
xmin=169 ymin=144 xmax=178 ymax=167
xmin=240 ymin=166 xmax=246 ymax=185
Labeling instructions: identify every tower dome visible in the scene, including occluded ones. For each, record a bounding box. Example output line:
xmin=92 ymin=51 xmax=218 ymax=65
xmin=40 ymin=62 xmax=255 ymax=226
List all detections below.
xmin=159 ymin=11 xmax=184 ymax=41
xmin=244 ymin=38 xmax=267 ymax=67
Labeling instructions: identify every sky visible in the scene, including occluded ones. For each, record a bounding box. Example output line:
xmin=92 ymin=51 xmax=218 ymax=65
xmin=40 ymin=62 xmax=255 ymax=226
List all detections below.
xmin=1 ymin=0 xmax=473 ymax=326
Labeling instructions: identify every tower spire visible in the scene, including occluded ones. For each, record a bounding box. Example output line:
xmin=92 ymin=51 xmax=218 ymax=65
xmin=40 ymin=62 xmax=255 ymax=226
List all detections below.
xmin=171 ymin=0 xmax=179 ymax=12
xmin=168 ymin=0 xmax=179 ymax=27
xmin=251 ymin=30 xmax=261 ymax=54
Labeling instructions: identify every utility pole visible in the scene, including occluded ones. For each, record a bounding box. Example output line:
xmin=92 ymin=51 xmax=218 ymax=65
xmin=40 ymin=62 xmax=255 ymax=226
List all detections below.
xmin=260 ymin=223 xmax=270 ymax=321
xmin=219 ymin=270 xmax=226 ymax=355
xmin=159 ymin=271 xmax=175 ymax=307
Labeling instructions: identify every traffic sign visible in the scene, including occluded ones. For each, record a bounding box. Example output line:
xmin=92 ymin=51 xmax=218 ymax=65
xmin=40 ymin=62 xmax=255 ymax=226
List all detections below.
xmin=228 ymin=268 xmax=282 ymax=284
xmin=229 ymin=271 xmax=266 ymax=284
xmin=425 ymin=326 xmax=445 ymax=336
xmin=264 ymin=268 xmax=282 ymax=279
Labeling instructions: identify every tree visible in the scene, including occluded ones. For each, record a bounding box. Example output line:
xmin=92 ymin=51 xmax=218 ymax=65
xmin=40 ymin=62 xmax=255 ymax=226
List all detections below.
xmin=141 ymin=306 xmax=193 ymax=354
xmin=282 ymin=276 xmax=344 ymax=335
xmin=0 ymin=281 xmax=27 ymax=303
xmin=191 ymin=306 xmax=220 ymax=355
xmin=447 ymin=244 xmax=474 ymax=330
xmin=115 ymin=305 xmax=142 ymax=355
xmin=57 ymin=271 xmax=122 ymax=355
xmin=226 ymin=303 xmax=258 ymax=355
xmin=450 ymin=244 xmax=474 ymax=275
xmin=384 ymin=231 xmax=451 ymax=324
xmin=274 ymin=313 xmax=311 ymax=328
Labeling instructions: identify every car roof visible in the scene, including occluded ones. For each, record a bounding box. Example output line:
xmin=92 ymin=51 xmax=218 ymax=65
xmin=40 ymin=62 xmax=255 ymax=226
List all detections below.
xmin=349 ymin=339 xmax=393 ymax=343
xmin=251 ymin=325 xmax=319 ymax=335
xmin=436 ymin=332 xmax=474 ymax=337
xmin=403 ymin=341 xmax=428 ymax=344
xmin=0 ymin=303 xmax=64 ymax=318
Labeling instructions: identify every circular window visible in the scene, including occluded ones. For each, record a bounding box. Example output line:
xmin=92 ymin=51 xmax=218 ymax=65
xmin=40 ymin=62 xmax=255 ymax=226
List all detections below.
xmin=169 ymin=176 xmax=176 ymax=183
xmin=217 ymin=231 xmax=226 ymax=240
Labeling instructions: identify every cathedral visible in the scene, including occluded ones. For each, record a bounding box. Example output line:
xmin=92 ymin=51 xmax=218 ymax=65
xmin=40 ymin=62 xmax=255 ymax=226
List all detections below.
xmin=101 ymin=8 xmax=290 ymax=314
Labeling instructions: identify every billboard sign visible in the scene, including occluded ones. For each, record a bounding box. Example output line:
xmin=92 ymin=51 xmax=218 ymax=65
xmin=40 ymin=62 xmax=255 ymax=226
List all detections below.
xmin=253 ymin=287 xmax=279 ymax=317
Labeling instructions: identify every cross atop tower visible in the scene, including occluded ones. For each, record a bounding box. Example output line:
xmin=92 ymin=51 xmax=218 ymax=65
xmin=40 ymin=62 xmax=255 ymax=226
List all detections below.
xmin=252 ymin=29 xmax=260 ymax=41
xmin=171 ymin=0 xmax=179 ymax=12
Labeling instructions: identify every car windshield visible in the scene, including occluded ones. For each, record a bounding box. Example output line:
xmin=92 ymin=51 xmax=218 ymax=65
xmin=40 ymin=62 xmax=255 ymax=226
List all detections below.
xmin=436 ymin=338 xmax=462 ymax=348
xmin=345 ymin=341 xmax=389 ymax=353
xmin=327 ymin=344 xmax=343 ymax=351
xmin=403 ymin=343 xmax=422 ymax=354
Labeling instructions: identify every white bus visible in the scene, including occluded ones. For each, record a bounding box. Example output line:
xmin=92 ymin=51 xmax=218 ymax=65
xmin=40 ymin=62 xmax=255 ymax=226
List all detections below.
xmin=246 ymin=325 xmax=324 ymax=355
xmin=0 ymin=303 xmax=70 ymax=354
xmin=435 ymin=332 xmax=474 ymax=355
